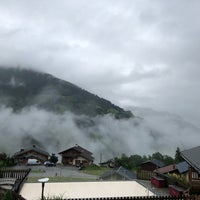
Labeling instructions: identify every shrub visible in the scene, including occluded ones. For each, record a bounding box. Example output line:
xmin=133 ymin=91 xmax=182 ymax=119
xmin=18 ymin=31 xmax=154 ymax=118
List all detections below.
xmin=2 ymin=190 xmax=14 ymax=200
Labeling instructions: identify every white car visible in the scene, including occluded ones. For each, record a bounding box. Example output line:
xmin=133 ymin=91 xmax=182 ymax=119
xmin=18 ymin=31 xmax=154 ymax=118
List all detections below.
xmin=27 ymin=159 xmax=41 ymax=165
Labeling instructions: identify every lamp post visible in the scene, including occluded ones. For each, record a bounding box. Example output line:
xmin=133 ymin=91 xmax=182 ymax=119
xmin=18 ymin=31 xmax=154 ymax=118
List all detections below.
xmin=38 ymin=178 xmax=49 ymax=200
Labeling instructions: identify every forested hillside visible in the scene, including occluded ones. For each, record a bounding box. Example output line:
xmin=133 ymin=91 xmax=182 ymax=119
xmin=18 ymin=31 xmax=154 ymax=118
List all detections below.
xmin=0 ymin=67 xmax=133 ymax=119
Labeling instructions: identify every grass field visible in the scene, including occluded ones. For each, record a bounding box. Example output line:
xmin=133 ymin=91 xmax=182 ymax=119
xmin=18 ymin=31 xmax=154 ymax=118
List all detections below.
xmin=82 ymin=167 xmax=111 ymax=176
xmin=26 ymin=176 xmax=95 ymax=183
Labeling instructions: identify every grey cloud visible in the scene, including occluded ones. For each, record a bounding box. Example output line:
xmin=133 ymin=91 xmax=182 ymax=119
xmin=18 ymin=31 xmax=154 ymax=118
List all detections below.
xmin=0 ymin=106 xmax=199 ymax=161
xmin=0 ymin=0 xmax=200 ymax=129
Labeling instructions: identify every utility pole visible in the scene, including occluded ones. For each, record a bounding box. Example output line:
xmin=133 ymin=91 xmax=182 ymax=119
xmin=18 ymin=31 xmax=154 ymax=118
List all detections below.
xmin=100 ymin=153 xmax=102 ymax=164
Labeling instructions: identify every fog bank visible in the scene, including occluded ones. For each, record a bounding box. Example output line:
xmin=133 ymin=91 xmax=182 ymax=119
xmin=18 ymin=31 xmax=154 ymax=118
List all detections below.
xmin=0 ymin=106 xmax=199 ymax=162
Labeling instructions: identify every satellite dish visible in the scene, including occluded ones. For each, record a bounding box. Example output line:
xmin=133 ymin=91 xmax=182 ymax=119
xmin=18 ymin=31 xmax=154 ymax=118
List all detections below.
xmin=38 ymin=178 xmax=49 ymax=183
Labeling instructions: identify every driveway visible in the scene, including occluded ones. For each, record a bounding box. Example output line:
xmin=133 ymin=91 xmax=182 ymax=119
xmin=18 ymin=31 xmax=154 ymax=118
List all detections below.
xmin=9 ymin=165 xmax=98 ymax=180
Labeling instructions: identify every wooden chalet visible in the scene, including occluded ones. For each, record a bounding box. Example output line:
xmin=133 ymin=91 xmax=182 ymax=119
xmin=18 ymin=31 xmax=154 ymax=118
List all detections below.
xmin=181 ymin=146 xmax=200 ymax=194
xmin=140 ymin=159 xmax=165 ymax=171
xmin=13 ymin=145 xmax=49 ymax=165
xmin=137 ymin=159 xmax=164 ymax=180
xmin=59 ymin=144 xmax=94 ymax=166
xmin=151 ymin=162 xmax=189 ymax=189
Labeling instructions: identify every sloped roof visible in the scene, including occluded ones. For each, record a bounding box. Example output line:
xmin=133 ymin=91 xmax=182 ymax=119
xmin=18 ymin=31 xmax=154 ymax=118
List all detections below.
xmin=59 ymin=144 xmax=94 ymax=161
xmin=176 ymin=161 xmax=189 ymax=174
xmin=154 ymin=164 xmax=176 ymax=174
xmin=13 ymin=145 xmax=49 ymax=157
xmin=116 ymin=166 xmax=137 ymax=180
xmin=181 ymin=146 xmax=200 ymax=173
xmin=141 ymin=159 xmax=165 ymax=168
xmin=100 ymin=166 xmax=137 ymax=180
xmin=59 ymin=144 xmax=92 ymax=155
xmin=154 ymin=161 xmax=189 ymax=174
xmin=78 ymin=152 xmax=94 ymax=161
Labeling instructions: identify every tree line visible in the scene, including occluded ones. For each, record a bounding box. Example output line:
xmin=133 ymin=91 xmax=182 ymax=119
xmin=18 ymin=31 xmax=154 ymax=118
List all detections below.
xmin=113 ymin=147 xmax=183 ymax=170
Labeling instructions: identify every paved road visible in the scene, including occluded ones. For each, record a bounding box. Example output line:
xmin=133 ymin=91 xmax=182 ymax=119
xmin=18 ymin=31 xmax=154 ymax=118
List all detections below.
xmin=9 ymin=165 xmax=99 ymax=180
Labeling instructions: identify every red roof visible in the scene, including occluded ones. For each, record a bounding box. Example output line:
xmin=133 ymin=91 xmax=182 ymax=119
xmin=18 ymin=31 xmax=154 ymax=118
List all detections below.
xmin=154 ymin=164 xmax=176 ymax=174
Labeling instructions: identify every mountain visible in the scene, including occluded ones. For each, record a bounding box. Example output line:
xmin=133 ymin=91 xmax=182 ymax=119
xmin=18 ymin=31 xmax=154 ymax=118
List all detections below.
xmin=0 ymin=67 xmax=199 ymax=159
xmin=0 ymin=67 xmax=133 ymax=119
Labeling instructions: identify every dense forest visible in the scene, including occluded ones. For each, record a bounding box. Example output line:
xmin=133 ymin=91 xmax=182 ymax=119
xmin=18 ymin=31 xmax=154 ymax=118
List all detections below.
xmin=0 ymin=67 xmax=133 ymax=119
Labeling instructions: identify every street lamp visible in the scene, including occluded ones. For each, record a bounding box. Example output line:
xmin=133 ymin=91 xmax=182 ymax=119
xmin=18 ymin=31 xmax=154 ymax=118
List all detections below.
xmin=38 ymin=178 xmax=49 ymax=200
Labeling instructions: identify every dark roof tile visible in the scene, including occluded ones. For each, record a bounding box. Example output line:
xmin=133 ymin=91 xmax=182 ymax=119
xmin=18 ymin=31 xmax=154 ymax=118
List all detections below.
xmin=142 ymin=159 xmax=165 ymax=168
xmin=181 ymin=146 xmax=200 ymax=173
xmin=59 ymin=144 xmax=94 ymax=161
xmin=176 ymin=161 xmax=189 ymax=174
xmin=14 ymin=145 xmax=49 ymax=157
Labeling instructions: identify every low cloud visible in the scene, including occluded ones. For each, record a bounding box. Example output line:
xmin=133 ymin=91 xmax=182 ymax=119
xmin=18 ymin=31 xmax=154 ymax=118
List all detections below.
xmin=0 ymin=105 xmax=199 ymax=162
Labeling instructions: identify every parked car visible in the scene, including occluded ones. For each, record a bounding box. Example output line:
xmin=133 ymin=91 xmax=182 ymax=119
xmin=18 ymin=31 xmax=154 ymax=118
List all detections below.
xmin=27 ymin=159 xmax=41 ymax=165
xmin=44 ymin=161 xmax=56 ymax=167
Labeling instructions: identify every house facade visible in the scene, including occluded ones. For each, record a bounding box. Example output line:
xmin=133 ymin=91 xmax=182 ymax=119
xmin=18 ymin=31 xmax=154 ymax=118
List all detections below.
xmin=140 ymin=159 xmax=165 ymax=171
xmin=13 ymin=145 xmax=49 ymax=165
xmin=181 ymin=146 xmax=200 ymax=194
xmin=59 ymin=144 xmax=94 ymax=166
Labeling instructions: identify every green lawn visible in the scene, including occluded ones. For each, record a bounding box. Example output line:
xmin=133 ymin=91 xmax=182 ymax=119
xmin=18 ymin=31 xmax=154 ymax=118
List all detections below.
xmin=26 ymin=166 xmax=112 ymax=183
xmin=81 ymin=166 xmax=111 ymax=176
xmin=30 ymin=169 xmax=46 ymax=173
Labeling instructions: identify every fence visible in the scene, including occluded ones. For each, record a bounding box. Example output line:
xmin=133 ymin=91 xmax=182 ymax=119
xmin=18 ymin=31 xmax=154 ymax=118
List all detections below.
xmin=0 ymin=168 xmax=31 ymax=193
xmin=0 ymin=169 xmax=30 ymax=180
xmin=69 ymin=196 xmax=200 ymax=200
xmin=137 ymin=170 xmax=156 ymax=180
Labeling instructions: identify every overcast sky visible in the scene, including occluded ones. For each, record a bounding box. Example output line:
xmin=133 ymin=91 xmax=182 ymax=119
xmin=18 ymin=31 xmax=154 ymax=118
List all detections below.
xmin=0 ymin=0 xmax=200 ymax=127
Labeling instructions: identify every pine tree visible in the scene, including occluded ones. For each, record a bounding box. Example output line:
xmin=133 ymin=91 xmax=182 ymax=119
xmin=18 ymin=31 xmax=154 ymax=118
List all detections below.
xmin=175 ymin=147 xmax=183 ymax=163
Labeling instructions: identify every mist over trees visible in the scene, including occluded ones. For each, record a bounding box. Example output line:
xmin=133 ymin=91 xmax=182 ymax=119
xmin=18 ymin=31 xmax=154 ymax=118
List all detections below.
xmin=0 ymin=67 xmax=133 ymax=119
